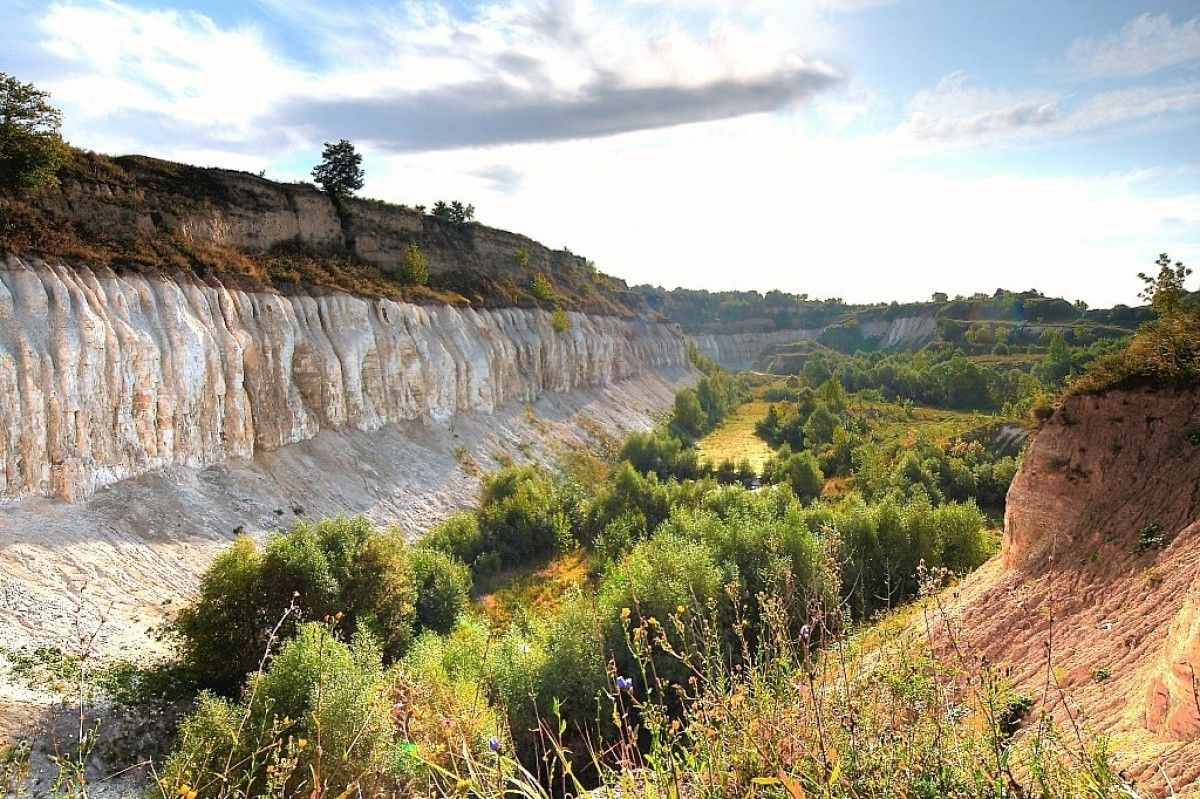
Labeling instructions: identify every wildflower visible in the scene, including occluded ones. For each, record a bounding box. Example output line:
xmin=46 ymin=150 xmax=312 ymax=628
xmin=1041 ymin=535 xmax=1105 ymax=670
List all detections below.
xmin=676 ymin=604 xmax=685 ymax=615
xmin=799 ymin=624 xmax=812 ymax=642
xmin=488 ymin=736 xmax=500 ymax=752
xmin=647 ymin=616 xmax=659 ymax=627
xmin=297 ymin=738 xmax=308 ymax=749
xmin=620 ymin=607 xmax=631 ymax=621
xmin=456 ymin=778 xmax=472 ymax=794
xmin=615 ymin=676 xmax=633 ymax=691
xmin=176 ymin=785 xmax=192 ymax=798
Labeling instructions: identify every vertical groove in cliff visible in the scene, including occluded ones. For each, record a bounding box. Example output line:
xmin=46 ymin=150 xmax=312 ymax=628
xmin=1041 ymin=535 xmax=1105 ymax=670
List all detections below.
xmin=0 ymin=256 xmax=689 ymax=502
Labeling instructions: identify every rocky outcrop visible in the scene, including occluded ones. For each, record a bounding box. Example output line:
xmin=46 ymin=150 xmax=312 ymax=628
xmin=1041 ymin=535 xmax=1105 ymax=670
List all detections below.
xmin=690 ymin=314 xmax=939 ymax=370
xmin=28 ymin=155 xmax=598 ymax=284
xmin=859 ymin=315 xmax=937 ymax=349
xmin=940 ymin=386 xmax=1200 ymax=791
xmin=0 ymin=254 xmax=689 ymax=503
xmin=689 ymin=329 xmax=818 ymax=370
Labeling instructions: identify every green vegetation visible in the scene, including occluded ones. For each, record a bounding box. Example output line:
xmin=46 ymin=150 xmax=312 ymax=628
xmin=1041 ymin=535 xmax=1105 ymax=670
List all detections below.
xmin=0 ymin=72 xmax=70 ymax=192
xmin=550 ymin=306 xmax=571 ymax=332
xmin=174 ymin=517 xmax=471 ymax=693
xmin=11 ymin=342 xmax=1164 ymax=797
xmin=635 ymin=283 xmax=1150 ymax=339
xmin=1070 ymin=256 xmax=1198 ymax=394
xmin=398 ymin=242 xmax=428 ymax=286
xmin=431 ymin=200 xmax=475 ymax=223
xmin=310 ymin=139 xmax=364 ymax=201
xmin=530 ymin=272 xmax=556 ymax=303
xmin=139 ymin=363 xmax=1007 ymax=796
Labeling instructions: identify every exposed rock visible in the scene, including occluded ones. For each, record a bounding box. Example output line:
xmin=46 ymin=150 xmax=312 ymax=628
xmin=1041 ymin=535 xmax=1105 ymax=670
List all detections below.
xmin=690 ymin=315 xmax=938 ymax=370
xmin=939 ymin=386 xmax=1200 ymax=792
xmin=0 ymin=255 xmax=687 ymax=503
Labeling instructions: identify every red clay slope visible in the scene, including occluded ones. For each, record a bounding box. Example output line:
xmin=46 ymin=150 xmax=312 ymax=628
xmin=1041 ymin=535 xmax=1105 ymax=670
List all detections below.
xmin=942 ymin=386 xmax=1200 ymax=795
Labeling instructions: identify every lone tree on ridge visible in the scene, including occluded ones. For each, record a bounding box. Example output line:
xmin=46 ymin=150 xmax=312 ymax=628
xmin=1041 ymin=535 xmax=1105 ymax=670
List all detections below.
xmin=0 ymin=72 xmax=70 ymax=192
xmin=311 ymin=139 xmax=364 ymax=201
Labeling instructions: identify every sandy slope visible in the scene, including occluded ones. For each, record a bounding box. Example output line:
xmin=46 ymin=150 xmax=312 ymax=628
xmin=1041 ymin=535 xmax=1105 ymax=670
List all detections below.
xmin=935 ymin=386 xmax=1200 ymax=795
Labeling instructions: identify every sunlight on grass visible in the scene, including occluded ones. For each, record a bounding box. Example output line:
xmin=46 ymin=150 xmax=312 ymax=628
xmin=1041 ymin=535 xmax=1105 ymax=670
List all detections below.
xmin=476 ymin=551 xmax=591 ymax=628
xmin=695 ymin=400 xmax=775 ymax=474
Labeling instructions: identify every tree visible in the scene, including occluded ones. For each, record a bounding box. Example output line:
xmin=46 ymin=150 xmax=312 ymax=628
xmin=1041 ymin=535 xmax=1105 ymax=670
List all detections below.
xmin=431 ymin=200 xmax=476 ymax=224
xmin=669 ymin=389 xmax=708 ymax=442
xmin=311 ymin=139 xmax=364 ymax=200
xmin=1139 ymin=253 xmax=1192 ymax=319
xmin=787 ymin=451 xmax=824 ymax=503
xmin=0 ymin=73 xmax=70 ymax=192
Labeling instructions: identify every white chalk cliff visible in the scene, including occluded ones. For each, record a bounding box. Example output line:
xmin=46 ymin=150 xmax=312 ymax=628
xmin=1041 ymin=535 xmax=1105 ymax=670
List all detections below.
xmin=0 ymin=255 xmax=689 ymax=503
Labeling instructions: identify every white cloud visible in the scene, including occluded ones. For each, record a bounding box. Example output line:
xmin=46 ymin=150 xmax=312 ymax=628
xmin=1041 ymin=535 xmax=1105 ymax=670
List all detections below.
xmin=36 ymin=0 xmax=841 ymax=154
xmin=898 ymin=71 xmax=1200 ymax=147
xmin=904 ymin=71 xmax=1060 ymax=142
xmin=358 ymin=114 xmax=1199 ymax=307
xmin=14 ymin=0 xmax=1199 ymax=307
xmin=1064 ymin=13 xmax=1200 ymax=80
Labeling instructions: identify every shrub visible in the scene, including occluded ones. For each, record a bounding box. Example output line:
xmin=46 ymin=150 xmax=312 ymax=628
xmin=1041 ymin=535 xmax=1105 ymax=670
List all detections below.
xmin=669 ymin=388 xmax=708 ymax=442
xmin=422 ymin=511 xmax=484 ymax=565
xmin=162 ymin=624 xmax=396 ymax=798
xmin=598 ymin=534 xmax=726 ymax=684
xmin=550 ymin=306 xmax=571 ymax=332
xmin=531 ymin=273 xmax=555 ymax=303
xmin=477 ymin=466 xmax=575 ymax=569
xmin=410 ymin=548 xmax=472 ymax=634
xmin=173 ymin=536 xmax=271 ymax=694
xmin=399 ymin=243 xmax=428 ymax=286
xmin=344 ymin=531 xmax=418 ymax=660
xmin=620 ymin=430 xmax=699 ymax=480
xmin=175 ymin=517 xmax=423 ymax=692
xmin=786 ymin=451 xmax=824 ymax=503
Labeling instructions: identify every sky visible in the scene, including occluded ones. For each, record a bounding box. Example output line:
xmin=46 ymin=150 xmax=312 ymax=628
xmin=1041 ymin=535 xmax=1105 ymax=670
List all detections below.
xmin=2 ymin=0 xmax=1199 ymax=306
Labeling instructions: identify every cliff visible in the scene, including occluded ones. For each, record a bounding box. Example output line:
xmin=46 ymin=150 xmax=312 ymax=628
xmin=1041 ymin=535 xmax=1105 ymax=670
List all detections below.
xmin=939 ymin=386 xmax=1200 ymax=792
xmin=690 ymin=315 xmax=938 ymax=370
xmin=1 ymin=153 xmax=645 ymax=315
xmin=0 ymin=255 xmax=687 ymax=504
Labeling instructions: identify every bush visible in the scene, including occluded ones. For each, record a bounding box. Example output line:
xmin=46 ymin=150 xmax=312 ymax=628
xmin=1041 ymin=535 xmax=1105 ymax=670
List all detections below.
xmin=410 ymin=548 xmax=472 ymax=633
xmin=344 ymin=531 xmax=418 ymax=660
xmin=620 ymin=430 xmax=699 ymax=480
xmin=531 ymin=273 xmax=556 ymax=303
xmin=550 ymin=306 xmax=571 ymax=332
xmin=477 ymin=466 xmax=576 ymax=569
xmin=162 ymin=624 xmax=396 ymax=798
xmin=598 ymin=533 xmax=726 ymax=684
xmin=175 ymin=517 xmax=425 ymax=692
xmin=669 ymin=388 xmax=708 ymax=442
xmin=173 ymin=536 xmax=271 ymax=694
xmin=766 ymin=451 xmax=823 ymax=504
xmin=399 ymin=243 xmax=428 ymax=285
xmin=422 ymin=511 xmax=484 ymax=565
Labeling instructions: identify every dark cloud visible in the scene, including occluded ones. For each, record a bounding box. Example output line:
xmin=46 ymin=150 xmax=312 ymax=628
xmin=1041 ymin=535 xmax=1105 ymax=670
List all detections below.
xmin=471 ymin=164 xmax=525 ymax=194
xmin=274 ymin=66 xmax=840 ymax=152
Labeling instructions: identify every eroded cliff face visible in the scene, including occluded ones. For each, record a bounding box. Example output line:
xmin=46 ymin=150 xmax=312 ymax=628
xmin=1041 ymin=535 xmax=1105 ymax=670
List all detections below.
xmin=690 ymin=315 xmax=938 ymax=370
xmin=939 ymin=387 xmax=1200 ymax=791
xmin=689 ymin=329 xmax=818 ymax=370
xmin=0 ymin=254 xmax=688 ymax=503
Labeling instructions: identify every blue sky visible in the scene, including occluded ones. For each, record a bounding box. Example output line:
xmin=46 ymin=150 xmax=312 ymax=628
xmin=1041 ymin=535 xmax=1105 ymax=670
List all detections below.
xmin=2 ymin=0 xmax=1198 ymax=306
